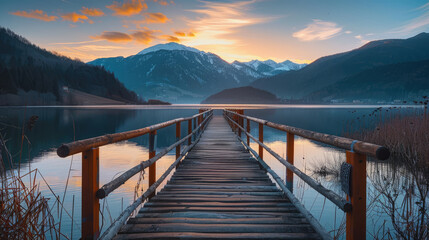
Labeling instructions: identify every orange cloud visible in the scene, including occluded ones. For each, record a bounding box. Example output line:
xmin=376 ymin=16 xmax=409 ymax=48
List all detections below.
xmin=132 ymin=30 xmax=157 ymax=44
xmin=11 ymin=10 xmax=57 ymax=22
xmin=142 ymin=12 xmax=170 ymax=24
xmin=175 ymin=31 xmax=196 ymax=37
xmin=153 ymin=0 xmax=173 ymax=6
xmin=107 ymin=0 xmax=147 ymax=16
xmin=61 ymin=12 xmax=89 ymax=23
xmin=175 ymin=31 xmax=186 ymax=37
xmin=167 ymin=36 xmax=180 ymax=42
xmin=91 ymin=31 xmax=133 ymax=43
xmin=80 ymin=7 xmax=104 ymax=17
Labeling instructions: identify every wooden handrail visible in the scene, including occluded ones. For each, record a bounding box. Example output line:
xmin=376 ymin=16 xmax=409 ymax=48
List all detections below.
xmin=224 ymin=109 xmax=391 ymax=240
xmin=57 ymin=110 xmax=212 ymax=158
xmin=96 ymin=113 xmax=213 ymax=199
xmin=224 ymin=109 xmax=389 ymax=160
xmin=236 ymin=134 xmax=332 ymax=240
xmin=56 ymin=109 xmax=212 ymax=239
xmin=224 ymin=113 xmax=351 ymax=212
xmin=99 ymin=112 xmax=213 ymax=240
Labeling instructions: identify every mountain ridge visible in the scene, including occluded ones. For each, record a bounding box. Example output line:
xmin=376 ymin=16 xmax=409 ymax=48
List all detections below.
xmin=252 ymin=32 xmax=429 ymax=100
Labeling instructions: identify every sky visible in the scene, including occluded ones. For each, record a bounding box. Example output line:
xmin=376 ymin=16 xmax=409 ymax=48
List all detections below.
xmin=1 ymin=0 xmax=429 ymax=63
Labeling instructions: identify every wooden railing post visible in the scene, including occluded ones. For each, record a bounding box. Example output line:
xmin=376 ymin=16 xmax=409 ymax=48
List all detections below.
xmin=259 ymin=123 xmax=263 ymax=159
xmin=193 ymin=118 xmax=196 ymax=141
xmin=81 ymin=148 xmax=100 ymax=239
xmin=346 ymin=151 xmax=367 ymax=240
xmin=148 ymin=130 xmax=157 ymax=199
xmin=286 ymin=132 xmax=294 ymax=192
xmin=246 ymin=119 xmax=250 ymax=146
xmin=188 ymin=119 xmax=192 ymax=145
xmin=176 ymin=122 xmax=181 ymax=163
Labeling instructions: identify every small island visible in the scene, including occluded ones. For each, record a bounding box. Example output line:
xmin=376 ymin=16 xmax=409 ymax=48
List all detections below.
xmin=201 ymin=86 xmax=282 ymax=104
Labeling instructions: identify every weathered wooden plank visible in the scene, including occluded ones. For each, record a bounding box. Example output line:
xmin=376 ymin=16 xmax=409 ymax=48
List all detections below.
xmin=116 ymin=116 xmax=323 ymax=240
xmin=114 ymin=232 xmax=321 ymax=239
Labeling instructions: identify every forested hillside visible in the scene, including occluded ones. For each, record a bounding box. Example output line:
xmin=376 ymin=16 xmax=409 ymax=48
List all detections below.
xmin=0 ymin=27 xmax=141 ymax=105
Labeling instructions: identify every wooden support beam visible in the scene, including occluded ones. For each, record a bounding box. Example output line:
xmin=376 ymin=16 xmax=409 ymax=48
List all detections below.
xmin=149 ymin=130 xmax=157 ymax=199
xmin=188 ymin=119 xmax=192 ymax=145
xmin=286 ymin=132 xmax=294 ymax=192
xmin=82 ymin=148 xmax=100 ymax=239
xmin=258 ymin=123 xmax=263 ymax=160
xmin=176 ymin=122 xmax=181 ymax=166
xmin=246 ymin=119 xmax=250 ymax=146
xmin=346 ymin=151 xmax=367 ymax=240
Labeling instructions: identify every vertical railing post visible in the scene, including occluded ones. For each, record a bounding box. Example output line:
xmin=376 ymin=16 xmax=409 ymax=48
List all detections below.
xmin=286 ymin=132 xmax=294 ymax=192
xmin=148 ymin=130 xmax=157 ymax=199
xmin=176 ymin=122 xmax=181 ymax=166
xmin=188 ymin=119 xmax=192 ymax=145
xmin=246 ymin=119 xmax=250 ymax=146
xmin=193 ymin=117 xmax=196 ymax=140
xmin=81 ymin=148 xmax=100 ymax=239
xmin=346 ymin=151 xmax=367 ymax=240
xmin=258 ymin=123 xmax=263 ymax=159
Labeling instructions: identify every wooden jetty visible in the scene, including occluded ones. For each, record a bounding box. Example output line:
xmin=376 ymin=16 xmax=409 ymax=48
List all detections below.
xmin=116 ymin=116 xmax=321 ymax=239
xmin=56 ymin=108 xmax=390 ymax=240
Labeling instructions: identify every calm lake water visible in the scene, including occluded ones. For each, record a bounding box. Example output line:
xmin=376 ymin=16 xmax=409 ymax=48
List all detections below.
xmin=0 ymin=104 xmax=425 ymax=239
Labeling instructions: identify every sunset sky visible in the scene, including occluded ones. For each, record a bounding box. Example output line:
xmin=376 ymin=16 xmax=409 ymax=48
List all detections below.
xmin=2 ymin=0 xmax=429 ymax=63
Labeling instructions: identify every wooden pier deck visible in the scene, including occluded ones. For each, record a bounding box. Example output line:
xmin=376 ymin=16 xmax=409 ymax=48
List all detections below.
xmin=115 ymin=116 xmax=321 ymax=239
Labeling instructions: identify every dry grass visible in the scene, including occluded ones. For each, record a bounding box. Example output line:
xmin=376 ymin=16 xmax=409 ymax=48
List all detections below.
xmin=347 ymin=102 xmax=429 ymax=240
xmin=1 ymin=116 xmax=72 ymax=239
xmin=0 ymin=169 xmax=60 ymax=239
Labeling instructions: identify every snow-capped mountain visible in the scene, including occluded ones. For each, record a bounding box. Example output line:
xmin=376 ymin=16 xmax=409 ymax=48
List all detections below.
xmin=88 ymin=43 xmax=254 ymax=103
xmin=137 ymin=42 xmax=201 ymax=55
xmin=88 ymin=42 xmax=307 ymax=103
xmin=232 ymin=59 xmax=307 ymax=77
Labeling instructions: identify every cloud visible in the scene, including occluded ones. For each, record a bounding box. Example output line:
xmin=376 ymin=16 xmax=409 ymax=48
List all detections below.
xmin=80 ymin=7 xmax=104 ymax=17
xmin=174 ymin=31 xmax=196 ymax=37
xmin=392 ymin=3 xmax=429 ymax=34
xmin=185 ymin=0 xmax=266 ymax=46
xmin=107 ymin=0 xmax=147 ymax=16
xmin=11 ymin=10 xmax=57 ymax=22
xmin=293 ymin=19 xmax=343 ymax=41
xmin=160 ymin=35 xmax=180 ymax=42
xmin=61 ymin=12 xmax=89 ymax=23
xmin=131 ymin=29 xmax=157 ymax=44
xmin=153 ymin=0 xmax=173 ymax=6
xmin=92 ymin=29 xmax=157 ymax=44
xmin=142 ymin=12 xmax=170 ymax=23
xmin=174 ymin=31 xmax=186 ymax=37
xmin=91 ymin=31 xmax=133 ymax=43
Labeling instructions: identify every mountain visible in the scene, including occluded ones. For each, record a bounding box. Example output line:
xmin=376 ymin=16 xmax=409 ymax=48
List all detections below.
xmin=252 ymin=32 xmax=429 ymax=101
xmin=306 ymin=59 xmax=429 ymax=102
xmin=88 ymin=43 xmax=305 ymax=103
xmin=201 ymin=86 xmax=281 ymax=104
xmin=0 ymin=27 xmax=141 ymax=105
xmin=89 ymin=43 xmax=255 ymax=103
xmin=232 ymin=59 xmax=306 ymax=78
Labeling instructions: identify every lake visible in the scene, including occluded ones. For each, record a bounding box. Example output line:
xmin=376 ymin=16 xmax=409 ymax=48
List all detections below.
xmin=0 ymin=104 xmax=425 ymax=239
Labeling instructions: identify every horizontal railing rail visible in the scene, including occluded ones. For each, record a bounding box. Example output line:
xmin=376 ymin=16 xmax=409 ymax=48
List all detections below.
xmin=224 ymin=113 xmax=351 ymax=211
xmin=223 ymin=109 xmax=390 ymax=240
xmin=224 ymin=109 xmax=389 ymax=160
xmin=99 ymin=112 xmax=213 ymax=240
xmin=56 ymin=108 xmax=213 ymax=239
xmin=57 ymin=110 xmax=210 ymax=158
xmin=96 ymin=113 xmax=212 ymax=199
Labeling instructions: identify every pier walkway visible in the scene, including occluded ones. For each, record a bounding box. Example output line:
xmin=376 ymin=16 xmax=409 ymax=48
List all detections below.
xmin=116 ymin=116 xmax=320 ymax=239
xmin=56 ymin=108 xmax=390 ymax=240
